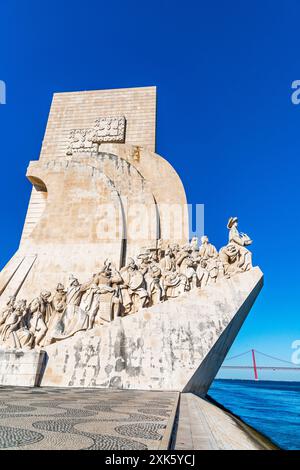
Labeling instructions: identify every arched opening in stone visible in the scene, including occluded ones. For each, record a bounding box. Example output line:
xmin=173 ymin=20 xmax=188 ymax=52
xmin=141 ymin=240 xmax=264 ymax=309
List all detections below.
xmin=27 ymin=176 xmax=48 ymax=193
xmin=20 ymin=176 xmax=48 ymax=242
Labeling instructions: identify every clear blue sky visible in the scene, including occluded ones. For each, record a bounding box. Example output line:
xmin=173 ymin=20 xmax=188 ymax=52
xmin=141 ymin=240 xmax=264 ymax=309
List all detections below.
xmin=0 ymin=0 xmax=299 ymax=380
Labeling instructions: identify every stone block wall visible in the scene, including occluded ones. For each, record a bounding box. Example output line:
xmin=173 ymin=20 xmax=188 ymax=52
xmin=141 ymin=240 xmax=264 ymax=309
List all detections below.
xmin=40 ymin=86 xmax=157 ymax=160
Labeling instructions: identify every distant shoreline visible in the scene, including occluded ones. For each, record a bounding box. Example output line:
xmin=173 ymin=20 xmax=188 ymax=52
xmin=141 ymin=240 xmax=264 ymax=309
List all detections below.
xmin=215 ymin=377 xmax=300 ymax=383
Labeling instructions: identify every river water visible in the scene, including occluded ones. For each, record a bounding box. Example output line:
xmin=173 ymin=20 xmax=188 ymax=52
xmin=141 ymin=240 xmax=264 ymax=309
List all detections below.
xmin=208 ymin=379 xmax=300 ymax=450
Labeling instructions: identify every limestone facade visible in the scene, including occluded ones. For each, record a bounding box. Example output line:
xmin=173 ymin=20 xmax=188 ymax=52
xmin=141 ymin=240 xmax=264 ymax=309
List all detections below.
xmin=0 ymin=86 xmax=262 ymax=391
xmin=1 ymin=87 xmax=189 ymax=303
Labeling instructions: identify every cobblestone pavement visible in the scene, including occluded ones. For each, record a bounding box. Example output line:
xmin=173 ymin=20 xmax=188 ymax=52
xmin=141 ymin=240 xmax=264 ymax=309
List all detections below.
xmin=0 ymin=387 xmax=178 ymax=450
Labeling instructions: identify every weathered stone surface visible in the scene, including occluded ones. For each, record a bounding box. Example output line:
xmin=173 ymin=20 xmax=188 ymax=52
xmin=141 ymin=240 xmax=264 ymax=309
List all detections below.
xmin=41 ymin=268 xmax=263 ymax=393
xmin=0 ymin=349 xmax=45 ymax=387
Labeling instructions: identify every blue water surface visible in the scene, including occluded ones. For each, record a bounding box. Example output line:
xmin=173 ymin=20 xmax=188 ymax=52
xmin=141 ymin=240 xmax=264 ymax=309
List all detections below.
xmin=208 ymin=379 xmax=300 ymax=450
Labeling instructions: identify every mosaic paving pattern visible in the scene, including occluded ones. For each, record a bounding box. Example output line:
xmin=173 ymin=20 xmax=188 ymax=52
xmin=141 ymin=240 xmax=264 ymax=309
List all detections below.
xmin=0 ymin=387 xmax=177 ymax=450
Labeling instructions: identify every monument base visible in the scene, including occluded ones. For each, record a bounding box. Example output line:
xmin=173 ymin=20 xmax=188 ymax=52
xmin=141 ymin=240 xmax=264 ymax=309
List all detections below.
xmin=40 ymin=268 xmax=263 ymax=394
xmin=0 ymin=349 xmax=45 ymax=387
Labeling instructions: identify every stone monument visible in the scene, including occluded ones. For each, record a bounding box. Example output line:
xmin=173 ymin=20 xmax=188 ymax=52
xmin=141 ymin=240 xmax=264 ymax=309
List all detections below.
xmin=0 ymin=87 xmax=263 ymax=394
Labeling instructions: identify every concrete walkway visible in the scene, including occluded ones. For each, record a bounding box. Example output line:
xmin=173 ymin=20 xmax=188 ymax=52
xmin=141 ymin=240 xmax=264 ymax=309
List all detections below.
xmin=174 ymin=393 xmax=218 ymax=449
xmin=173 ymin=393 xmax=276 ymax=450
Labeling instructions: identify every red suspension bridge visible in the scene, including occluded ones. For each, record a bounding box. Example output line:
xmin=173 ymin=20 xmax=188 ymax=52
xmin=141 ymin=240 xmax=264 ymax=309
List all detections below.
xmin=221 ymin=349 xmax=300 ymax=380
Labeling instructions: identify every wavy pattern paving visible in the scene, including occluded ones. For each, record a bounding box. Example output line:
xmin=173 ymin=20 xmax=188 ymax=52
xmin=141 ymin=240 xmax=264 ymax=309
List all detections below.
xmin=0 ymin=387 xmax=177 ymax=450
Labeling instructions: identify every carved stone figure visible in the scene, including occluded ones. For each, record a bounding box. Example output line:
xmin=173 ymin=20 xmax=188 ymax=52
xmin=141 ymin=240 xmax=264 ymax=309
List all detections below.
xmin=1 ymin=300 xmax=25 ymax=343
xmin=217 ymin=259 xmax=225 ymax=279
xmin=120 ymin=258 xmax=148 ymax=314
xmin=147 ymin=265 xmax=165 ymax=305
xmin=80 ymin=276 xmax=101 ymax=328
xmin=196 ymin=259 xmax=210 ymax=288
xmin=157 ymin=239 xmax=164 ymax=261
xmin=51 ymin=284 xmax=67 ymax=316
xmin=227 ymin=217 xmax=253 ymax=271
xmin=137 ymin=250 xmax=151 ymax=276
xmin=1 ymin=300 xmax=34 ymax=349
xmin=27 ymin=297 xmax=48 ymax=347
xmin=171 ymin=243 xmax=180 ymax=258
xmin=159 ymin=247 xmax=176 ymax=272
xmin=49 ymin=276 xmax=91 ymax=341
xmin=39 ymin=290 xmax=52 ymax=325
xmin=199 ymin=236 xmax=218 ymax=260
xmin=50 ymin=304 xmax=88 ymax=342
xmin=206 ymin=257 xmax=219 ymax=284
xmin=190 ymin=236 xmax=199 ymax=251
xmin=219 ymin=243 xmax=240 ymax=276
xmin=0 ymin=296 xmax=16 ymax=335
xmin=66 ymin=275 xmax=85 ymax=306
xmin=162 ymin=271 xmax=188 ymax=298
xmin=108 ymin=262 xmax=124 ymax=320
xmin=176 ymin=246 xmax=197 ymax=289
xmin=42 ymin=284 xmax=67 ymax=346
xmin=83 ymin=260 xmax=123 ymax=325
xmin=150 ymin=251 xmax=159 ymax=264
